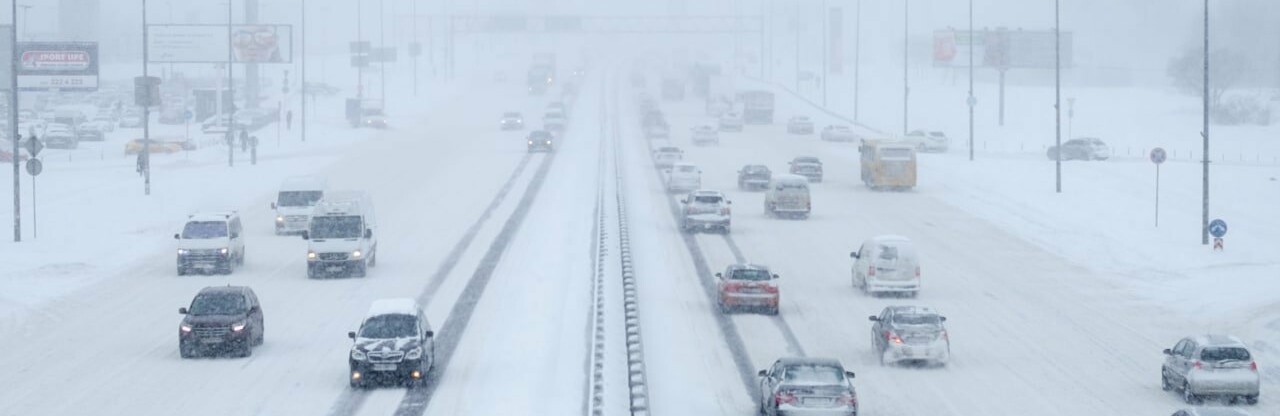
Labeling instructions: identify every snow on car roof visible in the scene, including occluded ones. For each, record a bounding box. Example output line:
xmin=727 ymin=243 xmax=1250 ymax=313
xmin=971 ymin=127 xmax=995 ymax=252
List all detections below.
xmin=888 ymin=305 xmax=940 ymax=316
xmin=1194 ymin=334 xmax=1247 ymax=348
xmin=727 ymin=263 xmax=770 ymax=272
xmin=871 ymin=235 xmax=912 ymax=243
xmin=368 ymin=298 xmax=419 ymax=317
xmin=187 ymin=212 xmax=237 ymax=222
xmin=689 ymin=190 xmax=723 ymax=197
xmin=773 ymin=174 xmax=809 ymax=184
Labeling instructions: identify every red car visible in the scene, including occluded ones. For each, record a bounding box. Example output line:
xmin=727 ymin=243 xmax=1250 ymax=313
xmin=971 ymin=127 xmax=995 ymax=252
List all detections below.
xmin=0 ymin=150 xmax=28 ymax=164
xmin=716 ymin=264 xmax=780 ymax=315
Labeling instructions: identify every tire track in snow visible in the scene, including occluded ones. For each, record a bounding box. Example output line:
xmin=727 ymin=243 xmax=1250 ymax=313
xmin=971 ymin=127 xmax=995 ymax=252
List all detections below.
xmin=719 ymin=236 xmax=808 ymax=358
xmin=323 ymin=154 xmax=536 ymax=416
xmin=389 ymin=76 xmax=601 ymax=416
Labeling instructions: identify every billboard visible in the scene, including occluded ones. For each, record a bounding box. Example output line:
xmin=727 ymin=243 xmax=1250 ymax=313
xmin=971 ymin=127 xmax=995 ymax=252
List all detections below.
xmin=933 ymin=29 xmax=1072 ymax=69
xmin=147 ymin=24 xmax=293 ymax=63
xmin=17 ymin=42 xmax=99 ymax=91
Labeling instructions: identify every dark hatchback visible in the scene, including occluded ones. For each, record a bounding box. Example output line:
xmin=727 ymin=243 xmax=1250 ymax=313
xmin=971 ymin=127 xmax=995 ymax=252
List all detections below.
xmin=178 ymin=286 xmax=264 ymax=358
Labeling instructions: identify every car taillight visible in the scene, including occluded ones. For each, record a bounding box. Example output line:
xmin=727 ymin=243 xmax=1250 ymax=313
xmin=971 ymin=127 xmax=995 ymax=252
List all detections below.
xmin=867 ymin=266 xmax=875 ymax=277
xmin=1251 ymin=361 xmax=1258 ymax=371
xmin=720 ymin=207 xmax=731 ymax=215
xmin=886 ymin=331 xmax=903 ymax=344
xmin=837 ymin=394 xmax=857 ymax=406
xmin=775 ymin=392 xmax=797 ymax=406
xmin=1192 ymin=360 xmax=1203 ymax=370
xmin=724 ymin=283 xmax=742 ymax=293
xmin=764 ymin=284 xmax=779 ymax=294
xmin=915 ymin=266 xmax=921 ymax=277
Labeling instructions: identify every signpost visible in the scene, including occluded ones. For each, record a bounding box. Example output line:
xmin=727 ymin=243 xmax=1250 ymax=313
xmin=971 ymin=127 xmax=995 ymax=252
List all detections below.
xmin=1209 ymin=218 xmax=1227 ymax=251
xmin=22 ymin=135 xmax=41 ymax=239
xmin=1150 ymin=147 xmax=1167 ymax=227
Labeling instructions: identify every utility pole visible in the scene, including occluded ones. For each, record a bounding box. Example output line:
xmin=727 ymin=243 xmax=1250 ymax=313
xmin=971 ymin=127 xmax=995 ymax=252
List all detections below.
xmin=142 ymin=0 xmax=152 ymax=195
xmin=1054 ymin=0 xmax=1062 ymax=193
xmin=967 ymin=0 xmax=975 ymax=161
xmin=854 ymin=0 xmax=860 ymax=121
xmin=301 ymin=0 xmax=307 ymax=141
xmin=357 ymin=0 xmax=363 ymax=100
xmin=227 ymin=0 xmax=235 ymax=168
xmin=902 ymin=0 xmax=910 ymax=135
xmin=16 ymin=4 xmax=29 ymax=40
xmin=379 ymin=0 xmax=386 ymax=108
xmin=821 ymin=0 xmax=828 ymax=106
xmin=793 ymin=4 xmax=800 ymax=91
xmin=1198 ymin=0 xmax=1208 ymax=243
xmin=10 ymin=0 xmax=19 ymax=242
xmin=412 ymin=0 xmax=418 ymax=96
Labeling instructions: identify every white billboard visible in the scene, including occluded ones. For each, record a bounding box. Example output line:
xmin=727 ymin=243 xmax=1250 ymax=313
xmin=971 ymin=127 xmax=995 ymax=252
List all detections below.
xmin=147 ymin=24 xmax=293 ymax=63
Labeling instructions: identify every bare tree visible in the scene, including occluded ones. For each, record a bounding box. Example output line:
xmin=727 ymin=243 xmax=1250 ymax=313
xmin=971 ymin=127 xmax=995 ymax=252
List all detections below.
xmin=1167 ymin=47 xmax=1247 ymax=107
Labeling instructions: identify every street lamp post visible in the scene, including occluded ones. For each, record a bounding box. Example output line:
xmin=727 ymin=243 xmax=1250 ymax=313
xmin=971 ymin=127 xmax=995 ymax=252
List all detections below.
xmin=227 ymin=0 xmax=235 ymax=167
xmin=967 ymin=0 xmax=974 ymax=161
xmin=16 ymin=4 xmax=30 ymax=40
xmin=1054 ymin=0 xmax=1062 ymax=193
xmin=902 ymin=0 xmax=909 ymax=135
xmin=10 ymin=0 xmax=19 ymax=242
xmin=301 ymin=0 xmax=307 ymax=141
xmin=142 ymin=0 xmax=151 ymax=195
xmin=1200 ymin=0 xmax=1211 ymax=244
xmin=854 ymin=0 xmax=860 ymax=121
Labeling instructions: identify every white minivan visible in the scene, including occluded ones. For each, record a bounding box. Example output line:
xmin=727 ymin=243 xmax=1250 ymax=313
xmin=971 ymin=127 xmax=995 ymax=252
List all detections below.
xmin=175 ymin=212 xmax=245 ymax=275
xmin=303 ymin=192 xmax=378 ymax=278
xmin=272 ymin=176 xmax=327 ymax=235
xmin=764 ymin=174 xmax=811 ymax=219
xmin=665 ymin=163 xmax=702 ymax=193
xmin=850 ymin=235 xmax=920 ymax=296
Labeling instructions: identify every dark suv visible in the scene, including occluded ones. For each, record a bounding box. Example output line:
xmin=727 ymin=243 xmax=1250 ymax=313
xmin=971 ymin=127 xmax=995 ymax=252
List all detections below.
xmin=348 ymin=299 xmax=436 ymax=388
xmin=178 ymin=286 xmax=264 ymax=358
xmin=527 ymin=130 xmax=554 ymax=153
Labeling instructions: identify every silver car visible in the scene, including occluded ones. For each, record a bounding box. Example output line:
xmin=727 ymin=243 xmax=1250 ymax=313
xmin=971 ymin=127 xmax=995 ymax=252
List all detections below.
xmin=757 ymin=357 xmax=858 ymax=416
xmin=1162 ymin=335 xmax=1260 ymax=405
xmin=869 ymin=306 xmax=949 ymax=366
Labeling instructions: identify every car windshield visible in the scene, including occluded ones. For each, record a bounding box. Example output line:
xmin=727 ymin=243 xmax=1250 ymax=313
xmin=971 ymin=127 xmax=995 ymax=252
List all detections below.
xmin=693 ymin=195 xmax=722 ymax=204
xmin=1200 ymin=347 xmax=1251 ymax=362
xmin=676 ymin=166 xmax=697 ymax=173
xmin=359 ymin=314 xmax=418 ymax=338
xmin=731 ymin=268 xmax=771 ymax=281
xmin=189 ymin=294 xmax=247 ymax=316
xmin=182 ymin=221 xmax=228 ymax=239
xmin=278 ymin=191 xmax=323 ymax=207
xmin=894 ymin=313 xmax=941 ymax=326
xmin=310 ymin=216 xmax=363 ymax=239
xmin=783 ymin=364 xmax=845 ymax=384
xmin=876 ymin=243 xmax=915 ymax=264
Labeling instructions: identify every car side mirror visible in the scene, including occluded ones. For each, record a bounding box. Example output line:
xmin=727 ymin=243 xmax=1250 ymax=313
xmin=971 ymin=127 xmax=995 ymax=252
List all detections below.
xmin=173 ymin=233 xmax=180 ymax=240
xmin=178 ymin=307 xmax=188 ymax=314
xmin=868 ymin=315 xmax=878 ymax=322
xmin=850 ymin=252 xmax=859 ymax=259
xmin=772 ymin=274 xmax=780 ymax=279
xmin=270 ymin=202 xmax=277 ymax=209
xmin=230 ymin=233 xmax=239 ymax=239
xmin=348 ymin=331 xmax=357 ymax=339
xmin=364 ymin=229 xmax=373 ymax=239
xmin=757 ymin=370 xmax=767 ymax=377
xmin=714 ymin=272 xmax=723 ymax=278
xmin=845 ymin=371 xmax=856 ymax=379
xmin=300 ymin=231 xmax=309 ymax=240
xmin=1163 ymin=348 xmax=1173 ymax=356
xmin=680 ymin=198 xmax=688 ymax=204
xmin=940 ymin=316 xmax=947 ymax=322
xmin=726 ymin=200 xmax=732 ymax=205
xmin=424 ymin=330 xmax=434 ymax=338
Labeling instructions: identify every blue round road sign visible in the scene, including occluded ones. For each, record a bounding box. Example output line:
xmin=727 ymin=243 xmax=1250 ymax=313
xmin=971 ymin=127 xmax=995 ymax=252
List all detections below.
xmin=1150 ymin=147 xmax=1167 ymax=164
xmin=1209 ymin=219 xmax=1228 ymax=238
xmin=184 ymin=110 xmax=194 ymax=121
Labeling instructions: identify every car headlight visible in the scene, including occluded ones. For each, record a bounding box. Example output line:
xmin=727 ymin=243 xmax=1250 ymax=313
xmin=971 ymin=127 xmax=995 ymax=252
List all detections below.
xmin=275 ymin=216 xmax=284 ymax=223
xmin=307 ymin=251 xmax=317 ymax=260
xmin=180 ymin=324 xmax=192 ymax=333
xmin=405 ymin=347 xmax=423 ymax=360
xmin=177 ymin=249 xmax=189 ymax=255
xmin=219 ymin=247 xmax=229 ymax=255
xmin=351 ymin=349 xmax=367 ymax=360
xmin=527 ymin=140 xmax=533 ymax=145
xmin=352 ymin=250 xmax=362 ymax=258
xmin=231 ymin=321 xmax=247 ymax=332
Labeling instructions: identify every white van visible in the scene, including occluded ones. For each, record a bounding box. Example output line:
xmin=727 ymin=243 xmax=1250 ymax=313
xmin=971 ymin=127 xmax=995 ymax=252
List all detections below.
xmin=175 ymin=212 xmax=245 ymax=275
xmin=850 ymin=236 xmax=920 ymax=296
xmin=303 ymin=192 xmax=378 ymax=278
xmin=272 ymin=176 xmax=327 ymax=235
xmin=764 ymin=174 xmax=811 ymax=219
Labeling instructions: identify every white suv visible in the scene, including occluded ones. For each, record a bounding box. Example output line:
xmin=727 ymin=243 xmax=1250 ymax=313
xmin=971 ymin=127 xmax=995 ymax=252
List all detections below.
xmin=175 ymin=212 xmax=245 ymax=275
xmin=680 ymin=190 xmax=732 ymax=233
xmin=665 ymin=163 xmax=702 ymax=193
xmin=272 ymin=176 xmax=326 ymax=235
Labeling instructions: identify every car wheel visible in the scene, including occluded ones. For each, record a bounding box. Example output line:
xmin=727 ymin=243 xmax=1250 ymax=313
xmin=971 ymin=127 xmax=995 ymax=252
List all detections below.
xmin=255 ymin=324 xmax=265 ymax=346
xmin=177 ymin=268 xmax=187 ymax=276
xmin=353 ymin=260 xmax=368 ymax=278
xmin=350 ymin=376 xmax=363 ymax=389
xmin=1160 ymin=370 xmax=1172 ymax=391
xmin=368 ymin=250 xmax=377 ymax=268
xmin=179 ymin=343 xmax=195 ymax=359
xmin=1246 ymin=395 xmax=1259 ymax=405
xmin=1183 ymin=382 xmax=1200 ymax=404
xmin=218 ymin=260 xmax=233 ymax=275
xmin=238 ymin=342 xmax=253 ymax=358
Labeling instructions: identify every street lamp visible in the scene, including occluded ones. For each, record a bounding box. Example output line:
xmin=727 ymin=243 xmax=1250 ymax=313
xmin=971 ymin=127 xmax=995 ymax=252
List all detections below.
xmin=1054 ymin=0 xmax=1062 ymax=193
xmin=967 ymin=0 xmax=974 ymax=161
xmin=902 ymin=0 xmax=909 ymax=135
xmin=1200 ymin=0 xmax=1211 ymax=244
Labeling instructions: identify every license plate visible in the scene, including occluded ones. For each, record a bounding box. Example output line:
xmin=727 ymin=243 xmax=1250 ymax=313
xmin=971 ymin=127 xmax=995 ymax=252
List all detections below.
xmin=327 ymin=266 xmax=344 ymax=272
xmin=802 ymin=397 xmax=833 ymax=406
xmin=741 ymin=287 xmax=763 ymax=293
xmin=904 ymin=348 xmax=916 ymax=357
xmin=372 ymin=364 xmax=397 ymax=371
xmin=201 ymin=338 xmax=224 ymax=344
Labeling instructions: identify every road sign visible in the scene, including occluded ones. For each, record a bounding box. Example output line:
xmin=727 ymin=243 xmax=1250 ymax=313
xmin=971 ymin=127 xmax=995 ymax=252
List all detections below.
xmin=184 ymin=110 xmax=194 ymax=121
xmin=22 ymin=135 xmax=43 ymax=157
xmin=25 ymin=158 xmax=42 ymax=176
xmin=1208 ymin=219 xmax=1228 ymax=238
xmin=1150 ymin=147 xmax=1167 ymax=164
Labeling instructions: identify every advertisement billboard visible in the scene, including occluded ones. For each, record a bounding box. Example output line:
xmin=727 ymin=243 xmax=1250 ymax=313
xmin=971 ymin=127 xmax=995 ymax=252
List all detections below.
xmin=147 ymin=24 xmax=293 ymax=63
xmin=934 ymin=29 xmax=1072 ymax=69
xmin=16 ymin=42 xmax=99 ymax=91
